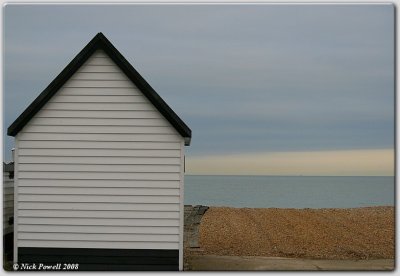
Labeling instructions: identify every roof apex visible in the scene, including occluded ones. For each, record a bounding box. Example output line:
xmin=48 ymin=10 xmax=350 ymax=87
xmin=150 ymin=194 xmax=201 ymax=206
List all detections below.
xmin=7 ymin=33 xmax=191 ymax=145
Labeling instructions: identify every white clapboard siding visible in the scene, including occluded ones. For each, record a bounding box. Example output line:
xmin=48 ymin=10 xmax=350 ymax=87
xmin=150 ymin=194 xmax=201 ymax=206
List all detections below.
xmin=19 ymin=202 xmax=180 ymax=211
xmin=19 ymin=133 xmax=180 ymax=142
xmin=87 ymin=53 xmax=116 ymax=58
xmin=19 ymin=149 xmax=180 ymax=157
xmin=18 ymin=210 xmax=179 ymax=219
xmin=19 ymin=172 xmax=180 ymax=181
xmin=19 ymin=194 xmax=179 ymax=204
xmin=18 ymin=179 xmax=179 ymax=188
xmin=84 ymin=54 xmax=114 ymax=60
xmin=28 ymin=118 xmax=169 ymax=126
xmin=3 ymin=171 xmax=14 ymax=235
xmin=16 ymin=50 xmax=184 ymax=251
xmin=19 ymin=187 xmax=179 ymax=196
xmin=71 ymin=72 xmax=130 ymax=81
xmin=19 ymin=140 xmax=180 ymax=149
xmin=19 ymin=225 xmax=179 ymax=234
xmin=90 ymin=50 xmax=109 ymax=58
xmin=21 ymin=125 xmax=176 ymax=134
xmin=64 ymin=80 xmax=135 ymax=88
xmin=82 ymin=56 xmax=116 ymax=66
xmin=92 ymin=51 xmax=112 ymax=57
xmin=18 ymin=217 xmax=179 ymax=227
xmin=77 ymin=65 xmax=122 ymax=73
xmin=19 ymin=164 xmax=180 ymax=173
xmin=50 ymin=95 xmax=148 ymax=103
xmin=56 ymin=87 xmax=142 ymax=96
xmin=18 ymin=233 xmax=179 ymax=242
xmin=34 ymin=110 xmax=162 ymax=118
xmin=42 ymin=102 xmax=157 ymax=111
xmin=18 ymin=157 xmax=180 ymax=165
xmin=19 ymin=241 xmax=179 ymax=250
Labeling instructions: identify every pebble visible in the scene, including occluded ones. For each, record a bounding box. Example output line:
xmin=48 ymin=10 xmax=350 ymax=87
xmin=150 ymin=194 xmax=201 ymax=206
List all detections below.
xmin=195 ymin=206 xmax=394 ymax=260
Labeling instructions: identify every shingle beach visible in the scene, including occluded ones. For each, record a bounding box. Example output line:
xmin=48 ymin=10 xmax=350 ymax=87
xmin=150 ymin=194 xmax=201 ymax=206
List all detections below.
xmin=197 ymin=206 xmax=394 ymax=260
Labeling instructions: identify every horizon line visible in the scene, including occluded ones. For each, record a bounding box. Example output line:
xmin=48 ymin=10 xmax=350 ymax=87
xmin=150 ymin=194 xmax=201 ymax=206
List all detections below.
xmin=185 ymin=174 xmax=395 ymax=177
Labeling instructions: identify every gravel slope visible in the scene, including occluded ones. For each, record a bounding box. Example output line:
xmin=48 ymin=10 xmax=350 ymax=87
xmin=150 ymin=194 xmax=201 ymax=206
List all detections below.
xmin=197 ymin=206 xmax=394 ymax=260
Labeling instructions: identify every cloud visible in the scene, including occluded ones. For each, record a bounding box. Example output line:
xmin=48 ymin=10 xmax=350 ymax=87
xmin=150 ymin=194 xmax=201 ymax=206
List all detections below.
xmin=3 ymin=4 xmax=394 ymax=164
xmin=186 ymin=149 xmax=394 ymax=176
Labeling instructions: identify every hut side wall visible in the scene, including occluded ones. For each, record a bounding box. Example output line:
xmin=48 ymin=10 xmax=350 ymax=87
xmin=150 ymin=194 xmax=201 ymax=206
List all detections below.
xmin=14 ymin=50 xmax=184 ymax=270
xmin=4 ymin=165 xmax=14 ymax=235
xmin=4 ymin=163 xmax=14 ymax=262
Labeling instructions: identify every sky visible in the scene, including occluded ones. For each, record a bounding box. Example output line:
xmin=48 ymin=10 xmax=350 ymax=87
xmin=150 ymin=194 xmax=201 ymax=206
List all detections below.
xmin=3 ymin=4 xmax=395 ymax=175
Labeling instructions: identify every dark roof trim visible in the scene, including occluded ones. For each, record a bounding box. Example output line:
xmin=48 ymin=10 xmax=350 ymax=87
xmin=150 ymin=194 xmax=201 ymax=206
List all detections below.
xmin=7 ymin=33 xmax=191 ymax=145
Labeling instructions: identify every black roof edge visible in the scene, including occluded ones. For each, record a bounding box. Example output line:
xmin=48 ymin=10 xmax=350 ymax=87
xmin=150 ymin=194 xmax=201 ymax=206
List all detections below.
xmin=7 ymin=32 xmax=192 ymax=146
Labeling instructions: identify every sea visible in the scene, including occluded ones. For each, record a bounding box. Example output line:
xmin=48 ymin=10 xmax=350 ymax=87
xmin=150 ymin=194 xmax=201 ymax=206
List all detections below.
xmin=184 ymin=175 xmax=395 ymax=209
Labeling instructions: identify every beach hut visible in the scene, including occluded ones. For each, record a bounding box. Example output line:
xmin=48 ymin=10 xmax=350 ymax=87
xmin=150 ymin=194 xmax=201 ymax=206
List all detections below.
xmin=7 ymin=33 xmax=191 ymax=271
xmin=3 ymin=161 xmax=14 ymax=261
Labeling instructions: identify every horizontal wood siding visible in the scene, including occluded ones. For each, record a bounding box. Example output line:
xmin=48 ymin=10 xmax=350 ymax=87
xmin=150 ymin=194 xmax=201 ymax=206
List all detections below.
xmin=18 ymin=172 xmax=180 ymax=180
xmin=18 ymin=233 xmax=179 ymax=242
xmin=16 ymin=50 xmax=183 ymax=252
xmin=18 ymin=247 xmax=179 ymax=270
xmin=33 ymin=109 xmax=163 ymax=118
xmin=19 ymin=202 xmax=180 ymax=211
xmin=19 ymin=163 xmax=180 ymax=172
xmin=19 ymin=133 xmax=180 ymax=141
xmin=19 ymin=140 xmax=180 ymax=148
xmin=18 ymin=195 xmax=179 ymax=203
xmin=18 ymin=240 xmax=178 ymax=249
xmin=22 ymin=125 xmax=177 ymax=133
xmin=19 ymin=217 xmax=179 ymax=227
xmin=52 ymin=87 xmax=143 ymax=96
xmin=40 ymin=102 xmax=159 ymax=111
xmin=18 ymin=187 xmax=180 ymax=195
xmin=19 ymin=225 xmax=179 ymax=234
xmin=19 ymin=149 xmax=180 ymax=157
xmin=3 ymin=171 xmax=14 ymax=234
xmin=28 ymin=117 xmax=169 ymax=126
xmin=18 ymin=179 xmax=180 ymax=187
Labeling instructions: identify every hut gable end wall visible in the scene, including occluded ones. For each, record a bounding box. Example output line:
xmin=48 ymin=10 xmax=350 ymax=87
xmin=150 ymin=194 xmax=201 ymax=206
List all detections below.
xmin=15 ymin=50 xmax=184 ymax=256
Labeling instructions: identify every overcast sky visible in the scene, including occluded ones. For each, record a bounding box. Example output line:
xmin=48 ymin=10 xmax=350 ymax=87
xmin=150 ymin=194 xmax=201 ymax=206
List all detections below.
xmin=3 ymin=4 xmax=394 ymax=175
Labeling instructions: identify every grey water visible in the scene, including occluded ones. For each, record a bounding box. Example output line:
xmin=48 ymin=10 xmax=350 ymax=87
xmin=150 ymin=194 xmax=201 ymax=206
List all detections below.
xmin=184 ymin=175 xmax=394 ymax=208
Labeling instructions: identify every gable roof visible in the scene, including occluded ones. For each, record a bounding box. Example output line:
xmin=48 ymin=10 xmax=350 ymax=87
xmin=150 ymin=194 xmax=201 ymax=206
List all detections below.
xmin=7 ymin=32 xmax=192 ymax=146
